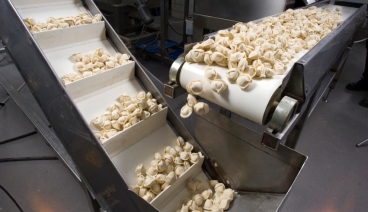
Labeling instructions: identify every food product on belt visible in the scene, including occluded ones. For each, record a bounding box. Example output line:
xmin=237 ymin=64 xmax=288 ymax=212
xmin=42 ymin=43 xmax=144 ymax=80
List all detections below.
xmin=204 ymin=67 xmax=218 ymax=81
xmin=210 ymin=79 xmax=228 ymax=94
xmin=193 ymin=102 xmax=210 ymax=116
xmin=176 ymin=180 xmax=237 ymax=212
xmin=61 ymin=48 xmax=132 ymax=85
xmin=23 ymin=12 xmax=103 ymax=33
xmin=226 ymin=68 xmax=239 ymax=83
xmin=181 ymin=94 xmax=210 ymax=118
xmin=130 ymin=137 xmax=203 ymax=203
xmin=184 ymin=6 xmax=342 ymax=92
xmin=180 ymin=104 xmax=193 ymax=118
xmin=92 ymin=91 xmax=162 ymax=141
xmin=186 ymin=80 xmax=204 ymax=95
xmin=236 ymin=74 xmax=252 ymax=89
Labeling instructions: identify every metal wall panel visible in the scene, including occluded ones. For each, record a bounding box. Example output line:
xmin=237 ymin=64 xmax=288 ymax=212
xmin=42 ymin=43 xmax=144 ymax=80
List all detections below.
xmin=194 ymin=0 xmax=295 ymax=22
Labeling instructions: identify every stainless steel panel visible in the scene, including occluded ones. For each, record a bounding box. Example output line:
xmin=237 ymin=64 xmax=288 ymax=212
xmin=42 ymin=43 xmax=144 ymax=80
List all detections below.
xmin=229 ymin=193 xmax=284 ymax=212
xmin=194 ymin=0 xmax=295 ymax=22
xmin=192 ymin=14 xmax=237 ymax=41
xmin=194 ymin=110 xmax=307 ymax=192
xmin=0 ymin=98 xmax=36 ymax=143
xmin=192 ymin=0 xmax=295 ymax=41
xmin=337 ymin=0 xmax=368 ymax=3
xmin=285 ymin=3 xmax=366 ymax=106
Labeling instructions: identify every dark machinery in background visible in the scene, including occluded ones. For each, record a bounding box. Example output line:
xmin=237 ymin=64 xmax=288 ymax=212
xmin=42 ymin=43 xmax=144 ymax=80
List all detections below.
xmin=94 ymin=0 xmax=157 ymax=46
xmin=134 ymin=0 xmax=154 ymax=25
xmin=93 ymin=0 xmax=321 ymax=60
xmin=192 ymin=0 xmax=297 ymax=41
xmin=95 ymin=0 xmax=188 ymax=63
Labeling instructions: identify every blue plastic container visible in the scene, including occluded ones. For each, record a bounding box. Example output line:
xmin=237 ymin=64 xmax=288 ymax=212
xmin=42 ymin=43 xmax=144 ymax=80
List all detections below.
xmin=169 ymin=49 xmax=184 ymax=60
xmin=136 ymin=39 xmax=179 ymax=53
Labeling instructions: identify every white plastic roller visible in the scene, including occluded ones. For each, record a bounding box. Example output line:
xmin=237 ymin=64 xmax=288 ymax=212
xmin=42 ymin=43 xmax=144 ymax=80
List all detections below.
xmin=169 ymin=43 xmax=311 ymax=125
xmin=179 ymin=63 xmax=282 ymax=124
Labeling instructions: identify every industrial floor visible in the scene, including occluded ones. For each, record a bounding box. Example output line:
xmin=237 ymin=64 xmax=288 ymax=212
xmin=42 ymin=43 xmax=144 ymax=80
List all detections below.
xmin=1 ymin=29 xmax=368 ymax=212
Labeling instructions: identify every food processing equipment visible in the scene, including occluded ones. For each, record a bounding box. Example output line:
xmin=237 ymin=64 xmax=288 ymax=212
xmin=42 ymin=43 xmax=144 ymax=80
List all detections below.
xmin=95 ymin=0 xmax=185 ymax=63
xmin=165 ymin=1 xmax=366 ymax=150
xmin=191 ymin=0 xmax=297 ymax=41
xmin=92 ymin=0 xmax=160 ymax=49
xmin=0 ymin=0 xmax=364 ymax=211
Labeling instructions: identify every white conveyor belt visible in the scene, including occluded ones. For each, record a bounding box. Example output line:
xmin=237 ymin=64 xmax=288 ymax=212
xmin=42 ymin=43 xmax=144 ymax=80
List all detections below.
xmin=179 ymin=51 xmax=304 ymax=124
xmin=179 ymin=4 xmax=353 ymax=125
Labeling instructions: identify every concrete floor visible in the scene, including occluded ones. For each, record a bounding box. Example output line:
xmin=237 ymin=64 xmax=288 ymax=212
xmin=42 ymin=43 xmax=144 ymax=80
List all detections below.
xmin=0 ymin=52 xmax=91 ymax=211
xmin=281 ymin=33 xmax=368 ymax=212
xmin=1 ymin=17 xmax=368 ymax=212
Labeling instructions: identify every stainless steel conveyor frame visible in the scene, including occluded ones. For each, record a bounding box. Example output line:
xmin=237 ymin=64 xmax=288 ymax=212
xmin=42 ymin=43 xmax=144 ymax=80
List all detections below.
xmin=0 ymin=0 xmax=312 ymax=211
xmin=165 ymin=1 xmax=366 ymax=150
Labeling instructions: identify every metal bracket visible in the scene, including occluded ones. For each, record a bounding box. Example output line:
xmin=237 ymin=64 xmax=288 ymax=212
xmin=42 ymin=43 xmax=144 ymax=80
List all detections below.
xmin=0 ymin=82 xmax=25 ymax=107
xmin=218 ymin=107 xmax=231 ymax=118
xmin=261 ymin=131 xmax=280 ymax=151
xmin=164 ymin=81 xmax=187 ymax=98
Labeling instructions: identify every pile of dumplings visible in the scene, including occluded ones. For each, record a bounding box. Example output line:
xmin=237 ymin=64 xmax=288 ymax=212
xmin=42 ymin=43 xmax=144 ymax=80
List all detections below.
xmin=23 ymin=12 xmax=103 ymax=33
xmin=62 ymin=47 xmax=131 ymax=85
xmin=185 ymin=7 xmax=343 ymax=91
xmin=180 ymin=94 xmax=210 ymax=118
xmin=131 ymin=136 xmax=203 ymax=202
xmin=93 ymin=91 xmax=163 ymax=142
xmin=176 ymin=180 xmax=236 ymax=212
